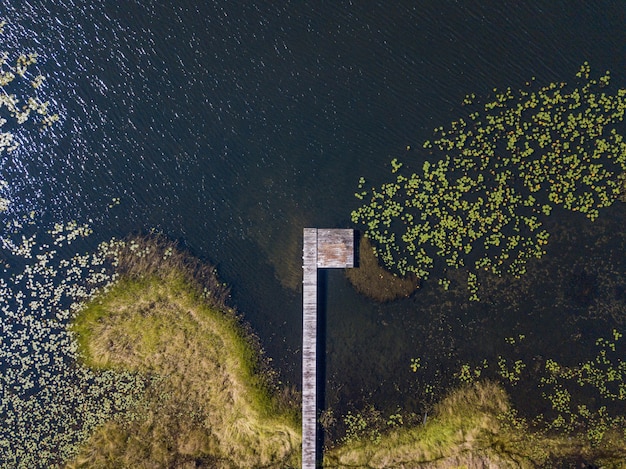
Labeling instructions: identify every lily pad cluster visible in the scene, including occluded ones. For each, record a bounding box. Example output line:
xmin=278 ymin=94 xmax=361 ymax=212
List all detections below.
xmin=351 ymin=63 xmax=626 ymax=299
xmin=0 ymin=222 xmax=148 ymax=467
xmin=0 ymin=20 xmax=59 ymax=212
xmin=0 ymin=21 xmax=58 ymax=147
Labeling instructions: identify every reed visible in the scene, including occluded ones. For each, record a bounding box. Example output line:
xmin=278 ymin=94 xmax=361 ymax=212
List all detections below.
xmin=324 ymin=380 xmax=626 ymax=468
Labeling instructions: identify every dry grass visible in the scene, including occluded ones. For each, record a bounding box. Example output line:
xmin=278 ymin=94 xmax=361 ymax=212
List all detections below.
xmin=324 ymin=381 xmax=626 ymax=468
xmin=67 ymin=236 xmax=301 ymax=468
xmin=346 ymin=236 xmax=419 ymax=302
xmin=324 ymin=381 xmax=511 ymax=468
xmin=66 ymin=236 xmax=626 ymax=468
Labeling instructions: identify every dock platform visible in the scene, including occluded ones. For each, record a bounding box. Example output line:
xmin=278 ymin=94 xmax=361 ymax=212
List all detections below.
xmin=302 ymin=228 xmax=354 ymax=469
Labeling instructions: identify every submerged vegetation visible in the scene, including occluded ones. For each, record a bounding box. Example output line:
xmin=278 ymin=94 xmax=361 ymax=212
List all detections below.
xmin=346 ymin=235 xmax=419 ymax=302
xmin=351 ymin=63 xmax=626 ymax=299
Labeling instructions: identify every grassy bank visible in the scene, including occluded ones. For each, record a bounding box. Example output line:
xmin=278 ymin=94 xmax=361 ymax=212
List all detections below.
xmin=325 ymin=381 xmax=514 ymax=468
xmin=324 ymin=380 xmax=626 ymax=468
xmin=67 ymin=236 xmax=301 ymax=468
xmin=66 ymin=236 xmax=626 ymax=468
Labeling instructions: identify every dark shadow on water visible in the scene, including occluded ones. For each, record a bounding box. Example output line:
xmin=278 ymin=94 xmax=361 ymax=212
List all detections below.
xmin=316 ymin=269 xmax=327 ymax=466
xmin=353 ymin=230 xmax=361 ymax=268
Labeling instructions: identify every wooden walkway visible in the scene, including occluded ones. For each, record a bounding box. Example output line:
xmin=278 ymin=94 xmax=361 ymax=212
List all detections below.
xmin=302 ymin=228 xmax=354 ymax=469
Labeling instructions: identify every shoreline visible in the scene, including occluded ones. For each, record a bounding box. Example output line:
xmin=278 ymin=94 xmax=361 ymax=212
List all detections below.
xmin=66 ymin=235 xmax=626 ymax=468
xmin=68 ymin=235 xmax=301 ymax=468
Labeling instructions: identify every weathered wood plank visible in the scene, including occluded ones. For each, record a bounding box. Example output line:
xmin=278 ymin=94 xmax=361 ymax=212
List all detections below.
xmin=317 ymin=228 xmax=354 ymax=268
xmin=302 ymin=228 xmax=355 ymax=469
xmin=302 ymin=228 xmax=318 ymax=469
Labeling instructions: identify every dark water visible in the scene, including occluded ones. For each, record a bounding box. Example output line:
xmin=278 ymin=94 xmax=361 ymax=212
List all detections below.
xmin=2 ymin=0 xmax=626 ymax=421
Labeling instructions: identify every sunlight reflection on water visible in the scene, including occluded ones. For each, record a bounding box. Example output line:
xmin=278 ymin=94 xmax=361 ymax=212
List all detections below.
xmin=2 ymin=3 xmax=626 ymax=456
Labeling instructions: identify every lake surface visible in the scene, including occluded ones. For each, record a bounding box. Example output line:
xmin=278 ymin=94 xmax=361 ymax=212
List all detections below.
xmin=2 ymin=0 xmax=626 ymax=430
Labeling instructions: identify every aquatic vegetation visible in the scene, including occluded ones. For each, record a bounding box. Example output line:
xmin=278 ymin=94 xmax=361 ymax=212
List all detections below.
xmin=538 ymin=329 xmax=626 ymax=445
xmin=1 ymin=228 xmax=300 ymax=468
xmin=4 ymin=222 xmax=620 ymax=467
xmin=619 ymin=172 xmax=626 ymax=202
xmin=0 ymin=222 xmax=146 ymax=468
xmin=345 ymin=235 xmax=418 ymax=302
xmin=0 ymin=20 xmax=59 ymax=212
xmin=351 ymin=64 xmax=626 ymax=298
xmin=341 ymin=410 xmax=373 ymax=445
xmin=325 ymin=377 xmax=626 ymax=467
xmin=454 ymin=330 xmax=626 ymax=449
xmin=67 ymin=236 xmax=301 ymax=468
xmin=1 ymin=26 xmax=127 ymax=466
xmin=324 ymin=380 xmax=626 ymax=468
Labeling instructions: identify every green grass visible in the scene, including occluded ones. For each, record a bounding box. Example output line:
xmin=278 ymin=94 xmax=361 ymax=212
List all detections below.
xmin=67 ymin=236 xmax=626 ymax=468
xmin=324 ymin=380 xmax=626 ymax=468
xmin=324 ymin=381 xmax=510 ymax=468
xmin=67 ymin=237 xmax=301 ymax=468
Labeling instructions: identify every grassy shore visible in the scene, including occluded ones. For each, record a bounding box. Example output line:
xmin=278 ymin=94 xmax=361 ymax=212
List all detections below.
xmin=324 ymin=380 xmax=626 ymax=468
xmin=66 ymin=236 xmax=626 ymax=468
xmin=67 ymin=236 xmax=301 ymax=468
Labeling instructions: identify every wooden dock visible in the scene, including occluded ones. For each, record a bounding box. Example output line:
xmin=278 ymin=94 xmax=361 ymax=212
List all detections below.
xmin=302 ymin=228 xmax=354 ymax=469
